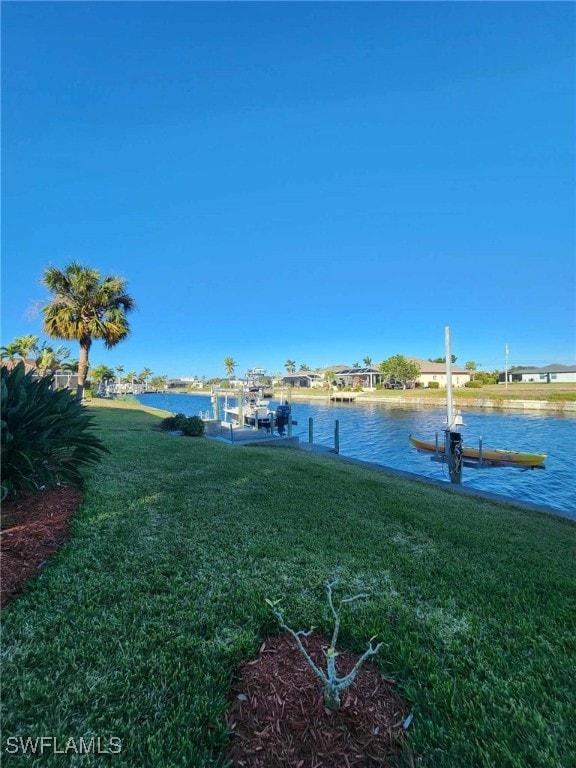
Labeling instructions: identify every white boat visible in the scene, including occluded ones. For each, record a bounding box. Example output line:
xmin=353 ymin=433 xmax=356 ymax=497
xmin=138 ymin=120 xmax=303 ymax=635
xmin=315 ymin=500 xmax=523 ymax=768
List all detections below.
xmin=224 ymin=387 xmax=275 ymax=430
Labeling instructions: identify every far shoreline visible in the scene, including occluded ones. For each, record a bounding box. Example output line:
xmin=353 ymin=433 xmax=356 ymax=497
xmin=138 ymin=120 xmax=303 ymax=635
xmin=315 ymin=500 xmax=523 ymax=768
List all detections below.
xmin=139 ymin=389 xmax=576 ymax=414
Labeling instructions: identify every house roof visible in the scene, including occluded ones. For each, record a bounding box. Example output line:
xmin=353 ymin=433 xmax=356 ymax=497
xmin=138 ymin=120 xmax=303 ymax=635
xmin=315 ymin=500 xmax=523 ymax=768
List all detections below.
xmin=282 ymin=371 xmax=322 ymax=379
xmin=407 ymin=357 xmax=470 ymax=374
xmin=512 ymin=364 xmax=576 ymax=374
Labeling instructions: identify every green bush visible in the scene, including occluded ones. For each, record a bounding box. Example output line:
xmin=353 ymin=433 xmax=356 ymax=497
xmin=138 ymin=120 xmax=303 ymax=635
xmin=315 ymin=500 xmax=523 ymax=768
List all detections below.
xmin=158 ymin=414 xmax=204 ymax=436
xmin=1 ymin=363 xmax=108 ymax=500
xmin=159 ymin=413 xmax=187 ymax=431
xmin=465 ymin=380 xmax=484 ymax=388
xmin=427 ymin=381 xmax=440 ymax=389
xmin=180 ymin=416 xmax=205 ymax=437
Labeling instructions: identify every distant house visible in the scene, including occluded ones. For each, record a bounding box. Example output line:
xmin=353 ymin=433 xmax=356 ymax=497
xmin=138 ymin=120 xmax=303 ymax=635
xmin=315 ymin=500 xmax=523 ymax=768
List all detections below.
xmin=499 ymin=364 xmax=576 ymax=384
xmin=324 ymin=366 xmax=383 ymax=389
xmin=407 ymin=358 xmax=472 ymax=388
xmin=1 ymin=358 xmax=38 ymax=376
xmin=280 ymin=370 xmax=325 ymax=388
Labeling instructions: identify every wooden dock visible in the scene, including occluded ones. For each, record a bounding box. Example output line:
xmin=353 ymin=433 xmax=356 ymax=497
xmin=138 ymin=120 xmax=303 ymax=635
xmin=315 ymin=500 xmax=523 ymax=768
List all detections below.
xmin=329 ymin=394 xmax=356 ymax=402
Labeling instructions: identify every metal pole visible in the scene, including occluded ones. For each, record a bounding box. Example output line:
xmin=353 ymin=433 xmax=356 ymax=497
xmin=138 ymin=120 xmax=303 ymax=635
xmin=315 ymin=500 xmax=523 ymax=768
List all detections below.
xmin=238 ymin=389 xmax=243 ymax=428
xmin=334 ymin=419 xmax=340 ymax=454
xmin=445 ymin=326 xmax=462 ymax=484
xmin=445 ymin=326 xmax=454 ymax=431
xmin=308 ymin=416 xmax=313 ymax=444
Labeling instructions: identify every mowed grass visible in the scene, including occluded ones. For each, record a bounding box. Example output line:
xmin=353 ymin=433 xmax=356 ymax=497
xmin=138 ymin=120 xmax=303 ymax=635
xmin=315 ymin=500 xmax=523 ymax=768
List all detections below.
xmin=2 ymin=403 xmax=575 ymax=767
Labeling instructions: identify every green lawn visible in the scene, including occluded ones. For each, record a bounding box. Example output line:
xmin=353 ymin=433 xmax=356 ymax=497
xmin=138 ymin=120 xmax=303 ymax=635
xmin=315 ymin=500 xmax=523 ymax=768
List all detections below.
xmin=2 ymin=403 xmax=575 ymax=767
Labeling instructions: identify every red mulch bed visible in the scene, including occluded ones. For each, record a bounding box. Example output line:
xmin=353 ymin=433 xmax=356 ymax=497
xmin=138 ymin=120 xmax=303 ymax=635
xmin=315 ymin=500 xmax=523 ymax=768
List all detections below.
xmin=1 ymin=485 xmax=82 ymax=608
xmin=227 ymin=632 xmax=410 ymax=767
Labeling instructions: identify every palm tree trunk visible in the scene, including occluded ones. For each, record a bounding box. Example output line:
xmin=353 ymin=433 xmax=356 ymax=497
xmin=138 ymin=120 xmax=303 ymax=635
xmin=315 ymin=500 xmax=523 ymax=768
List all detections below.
xmin=76 ymin=343 xmax=90 ymax=401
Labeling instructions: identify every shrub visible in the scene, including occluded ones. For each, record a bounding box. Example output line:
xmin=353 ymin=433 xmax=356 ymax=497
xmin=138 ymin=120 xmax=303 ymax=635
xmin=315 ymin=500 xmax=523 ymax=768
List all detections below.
xmin=267 ymin=580 xmax=383 ymax=710
xmin=427 ymin=381 xmax=440 ymax=389
xmin=180 ymin=416 xmax=205 ymax=437
xmin=159 ymin=413 xmax=187 ymax=431
xmin=1 ymin=363 xmax=108 ymax=500
xmin=465 ymin=380 xmax=484 ymax=388
xmin=158 ymin=414 xmax=205 ymax=436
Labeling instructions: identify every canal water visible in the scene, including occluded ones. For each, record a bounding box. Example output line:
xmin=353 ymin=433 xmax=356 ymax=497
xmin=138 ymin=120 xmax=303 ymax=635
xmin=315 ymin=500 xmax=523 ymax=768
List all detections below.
xmin=136 ymin=393 xmax=576 ymax=518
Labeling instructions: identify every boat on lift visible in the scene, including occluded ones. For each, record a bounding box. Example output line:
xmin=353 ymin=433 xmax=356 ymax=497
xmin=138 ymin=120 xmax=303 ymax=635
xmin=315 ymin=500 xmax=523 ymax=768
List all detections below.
xmin=222 ymin=368 xmax=276 ymax=431
xmin=409 ymin=328 xmax=546 ymax=478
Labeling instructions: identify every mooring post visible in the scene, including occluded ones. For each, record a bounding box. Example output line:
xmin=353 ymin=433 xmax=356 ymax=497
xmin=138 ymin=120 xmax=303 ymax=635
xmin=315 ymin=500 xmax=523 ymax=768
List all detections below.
xmin=445 ymin=326 xmax=462 ymax=485
xmin=308 ymin=416 xmax=314 ymax=444
xmin=238 ymin=390 xmax=243 ymax=429
xmin=478 ymin=436 xmax=483 ymax=468
xmin=334 ymin=419 xmax=340 ymax=454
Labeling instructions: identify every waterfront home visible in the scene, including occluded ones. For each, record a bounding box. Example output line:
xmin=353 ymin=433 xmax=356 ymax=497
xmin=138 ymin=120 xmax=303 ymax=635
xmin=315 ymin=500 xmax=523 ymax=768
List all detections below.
xmin=499 ymin=364 xmax=576 ymax=384
xmin=406 ymin=358 xmax=471 ymax=388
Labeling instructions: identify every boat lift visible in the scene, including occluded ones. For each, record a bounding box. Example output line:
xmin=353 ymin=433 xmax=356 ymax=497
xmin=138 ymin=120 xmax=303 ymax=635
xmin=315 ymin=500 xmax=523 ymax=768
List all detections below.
xmin=411 ymin=327 xmax=546 ymax=484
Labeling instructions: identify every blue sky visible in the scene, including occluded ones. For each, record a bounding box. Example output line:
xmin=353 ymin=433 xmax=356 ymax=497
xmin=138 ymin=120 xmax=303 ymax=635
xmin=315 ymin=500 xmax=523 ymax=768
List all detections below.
xmin=2 ymin=1 xmax=575 ymax=379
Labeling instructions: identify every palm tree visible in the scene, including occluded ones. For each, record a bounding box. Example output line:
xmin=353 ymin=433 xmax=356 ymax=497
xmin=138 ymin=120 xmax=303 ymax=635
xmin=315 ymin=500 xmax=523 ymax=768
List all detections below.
xmin=41 ymin=262 xmax=135 ymax=400
xmin=61 ymin=358 xmax=79 ymax=388
xmin=285 ymin=359 xmax=296 ymax=374
xmin=150 ymin=375 xmax=168 ymax=392
xmin=113 ymin=365 xmax=125 ymax=395
xmin=14 ymin=334 xmax=40 ymax=362
xmin=224 ymin=357 xmax=236 ymax=379
xmin=34 ymin=342 xmax=70 ymax=375
xmin=90 ymin=364 xmax=115 ymax=393
xmin=139 ymin=367 xmax=153 ymax=392
xmin=363 ymin=357 xmax=373 ymax=367
xmin=125 ymin=371 xmax=137 ymax=394
xmin=0 ymin=342 xmax=21 ymax=362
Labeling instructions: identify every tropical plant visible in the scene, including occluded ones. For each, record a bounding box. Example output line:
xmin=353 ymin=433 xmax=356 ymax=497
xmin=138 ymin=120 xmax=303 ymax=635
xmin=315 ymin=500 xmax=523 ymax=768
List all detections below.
xmin=34 ymin=342 xmax=70 ymax=375
xmin=379 ymin=355 xmax=421 ymax=388
xmin=352 ymin=361 xmax=360 ymax=369
xmin=1 ymin=362 xmax=108 ymax=500
xmin=139 ymin=367 xmax=153 ymax=391
xmin=363 ymin=356 xmax=373 ymax=367
xmin=224 ymin=357 xmax=236 ymax=378
xmin=285 ymin=359 xmax=296 ymax=374
xmin=0 ymin=342 xmax=21 ymax=362
xmin=90 ymin=364 xmax=115 ymax=390
xmin=300 ymin=364 xmax=311 ymax=371
xmin=267 ymin=580 xmax=383 ymax=710
xmin=125 ymin=371 xmax=137 ymax=392
xmin=149 ymin=375 xmax=168 ymax=392
xmin=465 ymin=361 xmax=479 ymax=381
xmin=41 ymin=262 xmax=135 ymax=400
xmin=14 ymin=334 xmax=40 ymax=362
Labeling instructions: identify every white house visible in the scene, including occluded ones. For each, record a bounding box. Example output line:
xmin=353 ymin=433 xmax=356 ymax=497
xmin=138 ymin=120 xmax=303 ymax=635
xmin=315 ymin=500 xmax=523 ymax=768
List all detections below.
xmin=407 ymin=358 xmax=472 ymax=388
xmin=500 ymin=364 xmax=576 ymax=384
